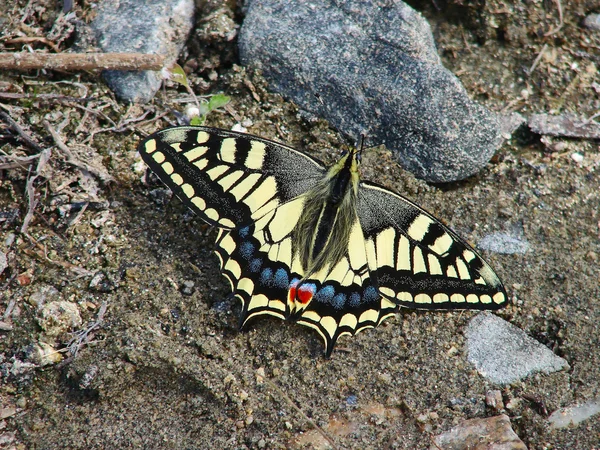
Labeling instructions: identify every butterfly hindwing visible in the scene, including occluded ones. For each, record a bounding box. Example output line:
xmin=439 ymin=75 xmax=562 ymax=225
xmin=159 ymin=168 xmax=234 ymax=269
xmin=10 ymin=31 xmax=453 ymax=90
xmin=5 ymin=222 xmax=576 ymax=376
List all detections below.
xmin=215 ymin=210 xmax=397 ymax=356
xmin=294 ymin=230 xmax=399 ymax=356
xmin=214 ymin=195 xmax=308 ymax=325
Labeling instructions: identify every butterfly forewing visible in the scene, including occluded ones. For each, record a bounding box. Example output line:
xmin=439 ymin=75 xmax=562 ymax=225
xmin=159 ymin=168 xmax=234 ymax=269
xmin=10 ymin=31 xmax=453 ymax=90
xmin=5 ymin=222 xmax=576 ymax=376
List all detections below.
xmin=357 ymin=182 xmax=507 ymax=309
xmin=139 ymin=125 xmax=508 ymax=357
xmin=139 ymin=126 xmax=326 ymax=230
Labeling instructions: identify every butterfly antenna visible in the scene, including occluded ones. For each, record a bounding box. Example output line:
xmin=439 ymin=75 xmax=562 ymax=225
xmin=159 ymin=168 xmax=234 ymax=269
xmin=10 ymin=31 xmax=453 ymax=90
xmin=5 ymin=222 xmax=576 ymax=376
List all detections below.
xmin=354 ymin=133 xmax=366 ymax=161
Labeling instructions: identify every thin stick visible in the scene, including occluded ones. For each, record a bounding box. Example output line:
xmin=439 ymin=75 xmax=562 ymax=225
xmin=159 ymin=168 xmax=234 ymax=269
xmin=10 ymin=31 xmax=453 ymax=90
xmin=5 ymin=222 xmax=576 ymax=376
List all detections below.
xmin=0 ymin=153 xmax=43 ymax=170
xmin=20 ymin=148 xmax=51 ymax=234
xmin=528 ymin=44 xmax=548 ymax=76
xmin=43 ymin=120 xmax=114 ymax=183
xmin=67 ymin=301 xmax=108 ymax=357
xmin=4 ymin=36 xmax=61 ymax=53
xmin=22 ymin=233 xmax=94 ymax=277
xmin=544 ymin=0 xmax=564 ymax=37
xmin=0 ymin=92 xmax=94 ymax=102
xmin=0 ymin=111 xmax=45 ymax=153
xmin=0 ymin=52 xmax=166 ymax=71
xmin=578 ymin=110 xmax=600 ymax=126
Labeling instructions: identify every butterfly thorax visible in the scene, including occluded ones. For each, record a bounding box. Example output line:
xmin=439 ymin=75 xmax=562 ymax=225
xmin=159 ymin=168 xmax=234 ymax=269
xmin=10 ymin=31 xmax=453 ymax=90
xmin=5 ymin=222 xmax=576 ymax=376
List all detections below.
xmin=292 ymin=152 xmax=360 ymax=278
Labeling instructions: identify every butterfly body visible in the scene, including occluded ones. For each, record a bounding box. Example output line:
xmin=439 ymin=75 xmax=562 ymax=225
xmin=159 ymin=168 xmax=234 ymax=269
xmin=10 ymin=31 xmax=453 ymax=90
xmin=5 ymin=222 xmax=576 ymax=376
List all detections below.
xmin=139 ymin=126 xmax=507 ymax=356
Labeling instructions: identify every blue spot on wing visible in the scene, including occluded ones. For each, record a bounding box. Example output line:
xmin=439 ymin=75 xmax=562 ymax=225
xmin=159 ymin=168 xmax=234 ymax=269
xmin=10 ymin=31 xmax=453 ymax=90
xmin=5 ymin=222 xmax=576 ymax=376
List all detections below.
xmin=314 ymin=285 xmax=335 ymax=304
xmin=331 ymin=293 xmax=346 ymax=310
xmin=274 ymin=268 xmax=289 ymax=289
xmin=349 ymin=292 xmax=361 ymax=307
xmin=238 ymin=226 xmax=250 ymax=238
xmin=239 ymin=241 xmax=255 ymax=260
xmin=364 ymin=286 xmax=379 ymax=304
xmin=260 ymin=268 xmax=273 ymax=287
xmin=249 ymin=258 xmax=262 ymax=273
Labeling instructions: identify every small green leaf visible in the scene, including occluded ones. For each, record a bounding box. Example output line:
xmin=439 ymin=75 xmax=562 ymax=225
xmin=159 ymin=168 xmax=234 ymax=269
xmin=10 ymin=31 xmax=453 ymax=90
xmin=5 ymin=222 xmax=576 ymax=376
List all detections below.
xmin=190 ymin=116 xmax=204 ymax=126
xmin=207 ymin=94 xmax=231 ymax=111
xmin=169 ymin=64 xmax=189 ymax=88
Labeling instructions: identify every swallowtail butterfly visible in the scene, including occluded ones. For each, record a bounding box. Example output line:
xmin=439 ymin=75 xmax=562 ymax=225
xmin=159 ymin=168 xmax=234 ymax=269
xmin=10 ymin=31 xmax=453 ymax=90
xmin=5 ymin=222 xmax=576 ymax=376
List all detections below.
xmin=138 ymin=126 xmax=507 ymax=356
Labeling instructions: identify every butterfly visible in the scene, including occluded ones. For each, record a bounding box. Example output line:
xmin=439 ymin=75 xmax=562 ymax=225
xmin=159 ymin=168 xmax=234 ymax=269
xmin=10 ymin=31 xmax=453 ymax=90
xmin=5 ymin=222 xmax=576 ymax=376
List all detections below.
xmin=138 ymin=126 xmax=507 ymax=356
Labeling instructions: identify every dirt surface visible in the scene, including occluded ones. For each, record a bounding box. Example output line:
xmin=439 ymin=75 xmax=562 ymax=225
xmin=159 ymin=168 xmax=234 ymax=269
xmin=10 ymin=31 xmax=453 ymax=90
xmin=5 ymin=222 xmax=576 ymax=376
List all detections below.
xmin=1 ymin=0 xmax=599 ymax=449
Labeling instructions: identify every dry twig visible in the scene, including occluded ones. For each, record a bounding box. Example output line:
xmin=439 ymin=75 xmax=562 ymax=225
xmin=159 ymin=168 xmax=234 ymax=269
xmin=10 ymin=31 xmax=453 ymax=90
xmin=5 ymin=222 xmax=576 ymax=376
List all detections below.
xmin=0 ymin=92 xmax=94 ymax=102
xmin=0 ymin=52 xmax=166 ymax=71
xmin=529 ymin=113 xmax=600 ymax=139
xmin=0 ymin=111 xmax=45 ymax=153
xmin=0 ymin=153 xmax=43 ymax=170
xmin=21 ymin=148 xmax=52 ymax=234
xmin=67 ymin=301 xmax=108 ymax=357
xmin=528 ymin=44 xmax=548 ymax=76
xmin=544 ymin=0 xmax=564 ymax=37
xmin=22 ymin=233 xmax=94 ymax=278
xmin=4 ymin=37 xmax=61 ymax=53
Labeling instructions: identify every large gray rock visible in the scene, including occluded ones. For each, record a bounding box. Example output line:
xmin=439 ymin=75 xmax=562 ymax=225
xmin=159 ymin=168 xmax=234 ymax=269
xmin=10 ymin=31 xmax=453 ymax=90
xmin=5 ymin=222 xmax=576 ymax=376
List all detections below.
xmin=92 ymin=0 xmax=195 ymax=103
xmin=239 ymin=0 xmax=503 ymax=182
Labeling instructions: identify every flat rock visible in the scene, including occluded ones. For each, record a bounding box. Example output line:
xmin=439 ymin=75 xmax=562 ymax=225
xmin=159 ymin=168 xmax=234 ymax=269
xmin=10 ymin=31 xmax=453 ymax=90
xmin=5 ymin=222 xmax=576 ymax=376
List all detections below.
xmin=465 ymin=312 xmax=569 ymax=385
xmin=431 ymin=414 xmax=527 ymax=450
xmin=0 ymin=250 xmax=7 ymax=275
xmin=239 ymin=0 xmax=503 ymax=182
xmin=91 ymin=0 xmax=194 ymax=103
xmin=548 ymin=399 xmax=600 ymax=429
xmin=583 ymin=14 xmax=600 ymax=31
xmin=529 ymin=113 xmax=600 ymax=139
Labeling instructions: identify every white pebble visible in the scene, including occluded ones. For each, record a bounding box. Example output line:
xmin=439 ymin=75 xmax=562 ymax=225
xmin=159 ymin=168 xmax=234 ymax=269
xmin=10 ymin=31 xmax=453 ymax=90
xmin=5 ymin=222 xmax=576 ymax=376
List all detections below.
xmin=571 ymin=152 xmax=584 ymax=163
xmin=231 ymin=123 xmax=247 ymax=133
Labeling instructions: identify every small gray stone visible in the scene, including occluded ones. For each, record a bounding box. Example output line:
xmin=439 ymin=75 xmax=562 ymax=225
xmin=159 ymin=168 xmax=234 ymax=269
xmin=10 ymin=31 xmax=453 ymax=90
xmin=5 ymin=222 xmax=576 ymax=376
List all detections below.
xmin=529 ymin=113 xmax=600 ymax=139
xmin=28 ymin=285 xmax=60 ymax=309
xmin=478 ymin=232 xmax=530 ymax=255
xmin=583 ymin=14 xmax=600 ymax=31
xmin=465 ymin=312 xmax=569 ymax=385
xmin=149 ymin=187 xmax=173 ymax=206
xmin=26 ymin=341 xmax=64 ymax=366
xmin=38 ymin=301 xmax=83 ymax=338
xmin=239 ymin=0 xmax=502 ymax=182
xmin=91 ymin=0 xmax=195 ymax=103
xmin=180 ymin=280 xmax=195 ymax=296
xmin=498 ymin=112 xmax=526 ymax=139
xmin=0 ymin=250 xmax=7 ymax=276
xmin=548 ymin=399 xmax=600 ymax=429
xmin=89 ymin=272 xmax=116 ymax=293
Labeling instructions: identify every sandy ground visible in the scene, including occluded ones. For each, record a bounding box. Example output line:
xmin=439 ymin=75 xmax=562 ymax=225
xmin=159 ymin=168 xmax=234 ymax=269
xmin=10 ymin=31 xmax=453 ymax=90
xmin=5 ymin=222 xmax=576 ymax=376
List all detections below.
xmin=1 ymin=0 xmax=599 ymax=448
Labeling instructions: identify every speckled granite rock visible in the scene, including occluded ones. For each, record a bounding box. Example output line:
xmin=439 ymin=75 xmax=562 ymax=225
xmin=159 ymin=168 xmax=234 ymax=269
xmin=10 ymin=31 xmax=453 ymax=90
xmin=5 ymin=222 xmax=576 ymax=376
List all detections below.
xmin=239 ymin=0 xmax=503 ymax=182
xmin=91 ymin=0 xmax=194 ymax=103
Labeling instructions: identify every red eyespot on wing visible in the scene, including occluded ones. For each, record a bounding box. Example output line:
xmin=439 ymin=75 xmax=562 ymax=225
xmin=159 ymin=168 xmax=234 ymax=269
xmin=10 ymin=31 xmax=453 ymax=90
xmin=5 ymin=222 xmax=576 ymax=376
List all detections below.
xmin=289 ymin=285 xmax=298 ymax=303
xmin=288 ymin=280 xmax=316 ymax=305
xmin=296 ymin=283 xmax=315 ymax=304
